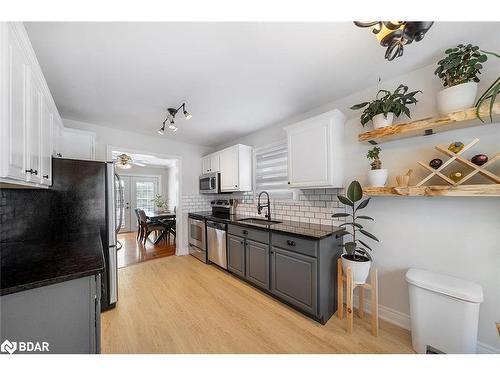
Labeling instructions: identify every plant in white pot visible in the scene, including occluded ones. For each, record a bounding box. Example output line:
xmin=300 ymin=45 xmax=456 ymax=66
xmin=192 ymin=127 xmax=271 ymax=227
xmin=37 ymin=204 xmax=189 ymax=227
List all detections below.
xmin=350 ymin=82 xmax=421 ymax=129
xmin=332 ymin=180 xmax=379 ymax=284
xmin=435 ymin=44 xmax=488 ymax=115
xmin=151 ymin=194 xmax=167 ymax=210
xmin=366 ymin=146 xmax=387 ymax=187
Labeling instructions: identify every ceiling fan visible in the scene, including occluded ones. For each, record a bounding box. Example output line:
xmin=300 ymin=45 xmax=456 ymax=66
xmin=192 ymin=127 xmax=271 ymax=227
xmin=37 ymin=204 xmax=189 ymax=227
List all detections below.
xmin=114 ymin=153 xmax=150 ymax=169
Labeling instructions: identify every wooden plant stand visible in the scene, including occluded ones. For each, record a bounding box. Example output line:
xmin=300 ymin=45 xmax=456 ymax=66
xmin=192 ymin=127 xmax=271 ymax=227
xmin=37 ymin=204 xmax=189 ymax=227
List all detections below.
xmin=337 ymin=258 xmax=379 ymax=336
xmin=416 ymin=138 xmax=500 ymax=187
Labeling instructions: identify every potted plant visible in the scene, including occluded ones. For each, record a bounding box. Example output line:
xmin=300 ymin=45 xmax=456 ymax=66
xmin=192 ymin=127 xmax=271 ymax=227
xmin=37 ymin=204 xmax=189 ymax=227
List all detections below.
xmin=350 ymin=82 xmax=421 ymax=129
xmin=332 ymin=180 xmax=379 ymax=284
xmin=476 ymin=50 xmax=499 ymax=123
xmin=435 ymin=44 xmax=488 ymax=115
xmin=366 ymin=146 xmax=387 ymax=187
xmin=151 ymin=194 xmax=167 ymax=210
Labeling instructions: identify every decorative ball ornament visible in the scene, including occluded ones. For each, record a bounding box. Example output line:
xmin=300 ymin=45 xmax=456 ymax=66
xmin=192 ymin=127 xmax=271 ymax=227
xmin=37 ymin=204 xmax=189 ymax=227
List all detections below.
xmin=448 ymin=141 xmax=464 ymax=153
xmin=471 ymin=154 xmax=488 ymax=166
xmin=449 ymin=171 xmax=464 ymax=182
xmin=429 ymin=158 xmax=443 ymax=169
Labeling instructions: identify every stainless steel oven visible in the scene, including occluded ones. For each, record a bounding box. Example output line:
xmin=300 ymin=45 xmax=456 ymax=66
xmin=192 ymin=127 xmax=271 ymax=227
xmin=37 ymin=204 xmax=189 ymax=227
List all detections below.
xmin=199 ymin=172 xmax=220 ymax=194
xmin=188 ymin=216 xmax=207 ymax=263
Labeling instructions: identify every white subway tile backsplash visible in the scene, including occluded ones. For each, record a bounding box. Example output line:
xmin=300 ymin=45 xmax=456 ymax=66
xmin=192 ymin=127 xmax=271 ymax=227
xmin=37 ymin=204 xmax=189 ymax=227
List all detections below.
xmin=181 ymin=187 xmax=346 ymax=226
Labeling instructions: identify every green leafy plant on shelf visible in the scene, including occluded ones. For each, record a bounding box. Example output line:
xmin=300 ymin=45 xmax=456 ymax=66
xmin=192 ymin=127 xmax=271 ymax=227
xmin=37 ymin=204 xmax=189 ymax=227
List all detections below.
xmin=434 ymin=44 xmax=488 ymax=87
xmin=476 ymin=50 xmax=500 ymax=123
xmin=367 ymin=146 xmax=382 ymax=170
xmin=332 ymin=181 xmax=379 ymax=261
xmin=350 ymin=80 xmax=421 ymax=127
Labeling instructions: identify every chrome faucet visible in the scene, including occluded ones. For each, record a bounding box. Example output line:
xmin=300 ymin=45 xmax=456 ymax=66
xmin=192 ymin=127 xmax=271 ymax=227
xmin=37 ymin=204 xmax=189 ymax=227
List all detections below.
xmin=257 ymin=191 xmax=271 ymax=221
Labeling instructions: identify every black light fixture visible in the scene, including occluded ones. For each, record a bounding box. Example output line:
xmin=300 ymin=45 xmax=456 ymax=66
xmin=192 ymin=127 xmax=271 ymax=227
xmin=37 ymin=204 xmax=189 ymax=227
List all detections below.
xmin=158 ymin=102 xmax=192 ymax=135
xmin=354 ymin=21 xmax=434 ymax=61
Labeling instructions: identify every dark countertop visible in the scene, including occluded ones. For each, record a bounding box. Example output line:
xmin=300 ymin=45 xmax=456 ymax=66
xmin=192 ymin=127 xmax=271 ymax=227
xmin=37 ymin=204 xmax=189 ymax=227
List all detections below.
xmin=188 ymin=211 xmax=346 ymax=240
xmin=1 ymin=233 xmax=105 ymax=296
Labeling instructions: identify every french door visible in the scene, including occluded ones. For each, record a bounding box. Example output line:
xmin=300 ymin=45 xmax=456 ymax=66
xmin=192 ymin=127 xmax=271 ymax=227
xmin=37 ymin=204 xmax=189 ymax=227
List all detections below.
xmin=118 ymin=176 xmax=159 ymax=232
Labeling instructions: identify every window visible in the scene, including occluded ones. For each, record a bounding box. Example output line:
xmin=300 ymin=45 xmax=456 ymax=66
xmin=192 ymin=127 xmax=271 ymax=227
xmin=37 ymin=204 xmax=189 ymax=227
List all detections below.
xmin=135 ymin=181 xmax=156 ymax=212
xmin=254 ymin=140 xmax=293 ymax=199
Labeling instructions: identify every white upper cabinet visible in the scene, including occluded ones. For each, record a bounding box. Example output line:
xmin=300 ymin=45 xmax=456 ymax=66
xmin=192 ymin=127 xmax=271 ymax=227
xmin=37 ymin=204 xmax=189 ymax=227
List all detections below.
xmin=0 ymin=22 xmax=60 ymax=187
xmin=284 ymin=109 xmax=345 ymax=189
xmin=218 ymin=144 xmax=252 ymax=192
xmin=201 ymin=153 xmax=220 ymax=174
xmin=26 ymin=67 xmax=42 ymax=183
xmin=39 ymin=95 xmax=53 ymax=185
xmin=1 ymin=22 xmax=28 ymax=181
xmin=56 ymin=127 xmax=95 ymax=161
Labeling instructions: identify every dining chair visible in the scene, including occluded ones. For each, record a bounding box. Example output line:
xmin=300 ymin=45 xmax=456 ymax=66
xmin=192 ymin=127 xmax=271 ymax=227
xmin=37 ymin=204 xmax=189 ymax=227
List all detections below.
xmin=160 ymin=218 xmax=176 ymax=244
xmin=137 ymin=209 xmax=166 ymax=245
xmin=134 ymin=208 xmax=142 ymax=240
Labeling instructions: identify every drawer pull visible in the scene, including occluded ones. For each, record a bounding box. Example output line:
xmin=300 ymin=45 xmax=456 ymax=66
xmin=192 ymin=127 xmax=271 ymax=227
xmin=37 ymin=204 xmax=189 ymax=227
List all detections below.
xmin=243 ymin=230 xmax=248 ymax=235
xmin=32 ymin=169 xmax=38 ymax=175
xmin=25 ymin=169 xmax=33 ymax=174
xmin=43 ymin=174 xmax=49 ymax=179
xmin=287 ymin=240 xmax=296 ymax=247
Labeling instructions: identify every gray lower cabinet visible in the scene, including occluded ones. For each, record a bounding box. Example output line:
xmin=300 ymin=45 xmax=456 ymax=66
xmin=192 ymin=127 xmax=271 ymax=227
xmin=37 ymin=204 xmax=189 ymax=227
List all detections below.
xmin=0 ymin=275 xmax=101 ymax=354
xmin=270 ymin=246 xmax=317 ymax=315
xmin=245 ymin=239 xmax=270 ymax=290
xmin=226 ymin=223 xmax=342 ymax=324
xmin=227 ymin=234 xmax=245 ymax=277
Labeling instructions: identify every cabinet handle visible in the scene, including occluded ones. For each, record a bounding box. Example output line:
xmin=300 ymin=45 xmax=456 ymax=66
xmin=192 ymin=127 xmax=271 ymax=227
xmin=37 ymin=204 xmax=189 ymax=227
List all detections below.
xmin=243 ymin=230 xmax=248 ymax=235
xmin=235 ymin=185 xmax=238 ymax=188
xmin=32 ymin=169 xmax=38 ymax=175
xmin=286 ymin=240 xmax=296 ymax=247
xmin=43 ymin=174 xmax=49 ymax=179
xmin=288 ymin=181 xmax=290 ymax=184
xmin=56 ymin=153 xmax=62 ymax=157
xmin=25 ymin=169 xmax=34 ymax=174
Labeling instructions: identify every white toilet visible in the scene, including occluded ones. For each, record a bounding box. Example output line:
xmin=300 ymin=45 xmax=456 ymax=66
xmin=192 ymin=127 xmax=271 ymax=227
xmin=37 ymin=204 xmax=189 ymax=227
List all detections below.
xmin=406 ymin=268 xmax=483 ymax=354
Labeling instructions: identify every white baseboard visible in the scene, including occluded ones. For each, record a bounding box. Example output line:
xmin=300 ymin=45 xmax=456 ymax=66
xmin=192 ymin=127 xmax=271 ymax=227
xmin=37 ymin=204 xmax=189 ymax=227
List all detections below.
xmin=353 ymin=299 xmax=500 ymax=354
xmin=354 ymin=298 xmax=410 ymax=330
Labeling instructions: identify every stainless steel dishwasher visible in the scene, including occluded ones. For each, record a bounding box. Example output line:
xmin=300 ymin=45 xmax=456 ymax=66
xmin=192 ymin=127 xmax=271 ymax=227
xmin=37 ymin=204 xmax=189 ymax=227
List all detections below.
xmin=207 ymin=220 xmax=227 ymax=269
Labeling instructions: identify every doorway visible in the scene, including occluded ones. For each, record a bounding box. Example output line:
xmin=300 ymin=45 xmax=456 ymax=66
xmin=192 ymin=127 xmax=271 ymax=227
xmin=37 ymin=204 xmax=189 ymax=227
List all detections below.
xmin=118 ymin=175 xmax=160 ymax=233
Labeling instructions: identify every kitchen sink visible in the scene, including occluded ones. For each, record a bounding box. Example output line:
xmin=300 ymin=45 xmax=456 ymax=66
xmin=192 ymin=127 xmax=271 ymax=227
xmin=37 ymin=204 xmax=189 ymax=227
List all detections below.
xmin=237 ymin=218 xmax=282 ymax=225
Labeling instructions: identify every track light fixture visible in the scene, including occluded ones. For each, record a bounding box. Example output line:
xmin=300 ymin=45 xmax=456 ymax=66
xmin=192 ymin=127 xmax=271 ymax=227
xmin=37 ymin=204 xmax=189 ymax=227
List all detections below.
xmin=158 ymin=102 xmax=192 ymax=134
xmin=354 ymin=21 xmax=434 ymax=61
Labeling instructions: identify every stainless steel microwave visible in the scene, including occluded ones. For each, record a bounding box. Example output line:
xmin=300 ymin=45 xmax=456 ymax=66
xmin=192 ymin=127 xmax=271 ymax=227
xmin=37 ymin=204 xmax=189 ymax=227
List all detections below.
xmin=199 ymin=172 xmax=220 ymax=194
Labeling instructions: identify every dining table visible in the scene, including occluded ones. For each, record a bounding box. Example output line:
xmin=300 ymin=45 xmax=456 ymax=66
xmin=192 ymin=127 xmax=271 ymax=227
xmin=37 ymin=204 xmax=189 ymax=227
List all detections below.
xmin=144 ymin=210 xmax=176 ymax=245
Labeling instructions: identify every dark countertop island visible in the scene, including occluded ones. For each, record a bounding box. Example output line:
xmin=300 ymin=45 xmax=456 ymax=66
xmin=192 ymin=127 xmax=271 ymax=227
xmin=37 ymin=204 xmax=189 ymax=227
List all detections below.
xmin=188 ymin=211 xmax=346 ymax=240
xmin=1 ymin=233 xmax=105 ymax=296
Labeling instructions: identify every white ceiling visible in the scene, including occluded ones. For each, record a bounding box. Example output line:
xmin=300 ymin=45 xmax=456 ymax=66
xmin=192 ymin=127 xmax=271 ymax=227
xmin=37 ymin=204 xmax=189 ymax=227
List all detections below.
xmin=25 ymin=22 xmax=500 ymax=147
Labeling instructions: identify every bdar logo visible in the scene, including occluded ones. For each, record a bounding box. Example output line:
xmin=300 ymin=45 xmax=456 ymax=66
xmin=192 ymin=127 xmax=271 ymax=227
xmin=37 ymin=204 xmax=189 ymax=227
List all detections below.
xmin=1 ymin=339 xmax=17 ymax=354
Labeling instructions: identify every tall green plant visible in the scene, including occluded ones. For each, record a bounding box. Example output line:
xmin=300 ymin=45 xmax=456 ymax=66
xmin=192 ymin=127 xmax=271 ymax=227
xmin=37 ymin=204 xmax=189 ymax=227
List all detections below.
xmin=351 ymin=83 xmax=421 ymax=127
xmin=476 ymin=50 xmax=500 ymax=123
xmin=332 ymin=181 xmax=379 ymax=261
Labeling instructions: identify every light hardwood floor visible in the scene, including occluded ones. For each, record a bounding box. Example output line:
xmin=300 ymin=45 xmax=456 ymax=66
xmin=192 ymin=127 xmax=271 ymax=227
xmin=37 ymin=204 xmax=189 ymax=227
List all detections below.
xmin=117 ymin=232 xmax=175 ymax=268
xmin=102 ymin=255 xmax=414 ymax=353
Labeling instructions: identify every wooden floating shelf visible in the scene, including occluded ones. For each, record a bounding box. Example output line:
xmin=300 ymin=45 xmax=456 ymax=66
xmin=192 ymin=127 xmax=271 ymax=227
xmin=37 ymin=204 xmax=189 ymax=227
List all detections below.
xmin=363 ymin=184 xmax=500 ymax=197
xmin=358 ymin=103 xmax=500 ymax=145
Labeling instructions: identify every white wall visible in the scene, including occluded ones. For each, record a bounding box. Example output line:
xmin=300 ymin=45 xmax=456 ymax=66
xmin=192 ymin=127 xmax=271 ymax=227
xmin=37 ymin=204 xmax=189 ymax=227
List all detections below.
xmin=63 ymin=118 xmax=212 ymax=195
xmin=63 ymin=118 xmax=213 ymax=254
xmin=216 ymin=61 xmax=500 ymax=351
xmin=166 ymin=164 xmax=179 ymax=210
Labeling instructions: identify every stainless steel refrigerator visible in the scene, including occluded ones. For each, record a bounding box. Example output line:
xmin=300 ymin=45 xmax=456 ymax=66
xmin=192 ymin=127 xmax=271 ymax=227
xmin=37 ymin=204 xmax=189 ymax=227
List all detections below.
xmin=51 ymin=158 xmax=118 ymax=310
